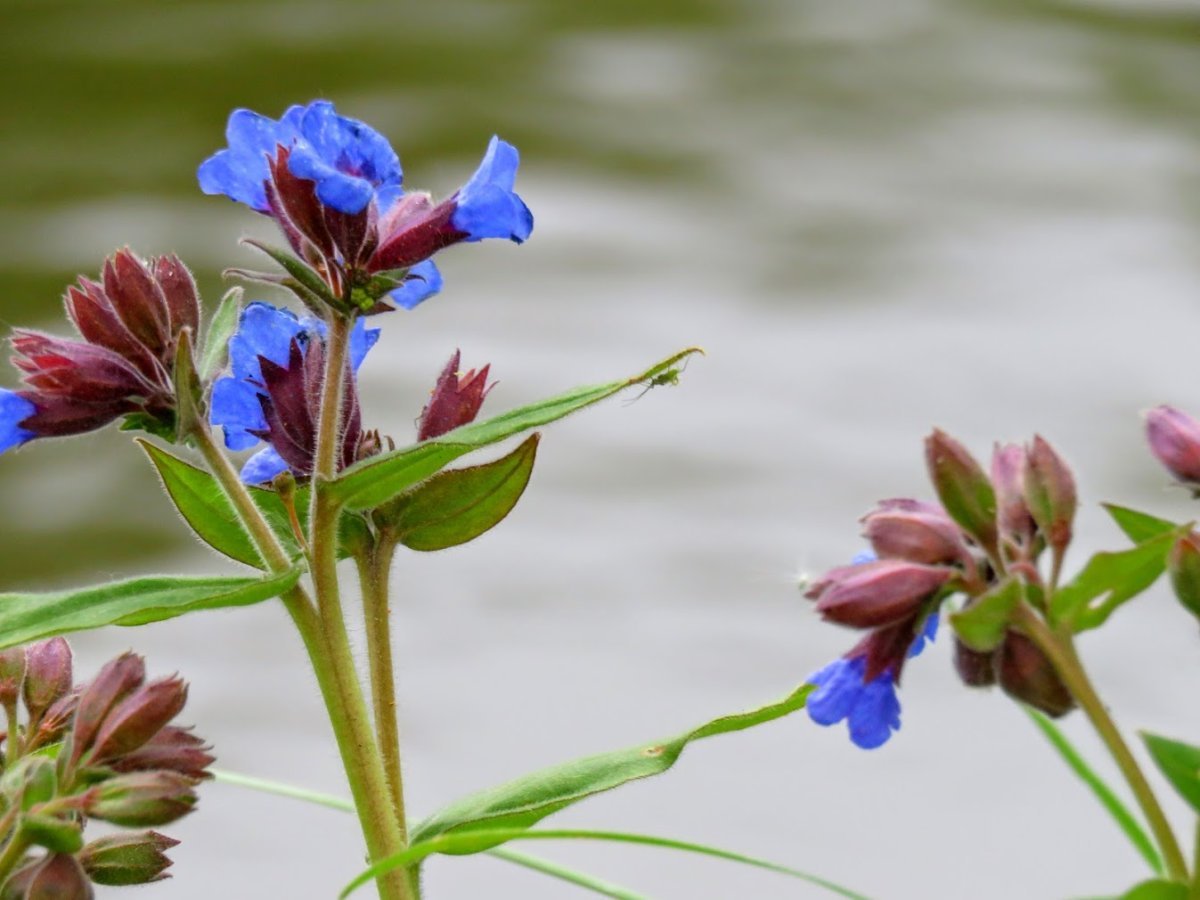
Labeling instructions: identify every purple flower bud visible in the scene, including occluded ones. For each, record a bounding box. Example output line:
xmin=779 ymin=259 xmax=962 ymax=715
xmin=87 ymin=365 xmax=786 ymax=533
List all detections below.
xmin=991 ymin=443 xmax=1035 ymax=546
xmin=0 ymin=648 xmax=27 ymax=709
xmin=860 ymin=498 xmax=967 ymax=565
xmin=953 ymin=638 xmax=998 ymax=687
xmin=22 ymin=639 xmax=72 ymax=724
xmin=87 ymin=676 xmax=187 ymax=764
xmin=71 ymin=653 xmax=146 ymax=762
xmin=15 ymin=853 xmax=93 ymax=900
xmin=1168 ymin=531 xmax=1200 ymax=623
xmin=79 ymin=831 xmax=178 ymax=886
xmin=28 ymin=690 xmax=79 ymax=752
xmin=805 ymin=559 xmax=953 ymax=630
xmin=109 ymin=726 xmax=214 ymax=781
xmin=998 ymin=632 xmax=1074 ymax=717
xmin=417 ymin=350 xmax=492 ymax=441
xmin=87 ymin=771 xmax=198 ymax=827
xmin=1146 ymin=405 xmax=1200 ymax=487
xmin=1023 ymin=435 xmax=1077 ymax=554
xmin=925 ymin=429 xmax=998 ymax=554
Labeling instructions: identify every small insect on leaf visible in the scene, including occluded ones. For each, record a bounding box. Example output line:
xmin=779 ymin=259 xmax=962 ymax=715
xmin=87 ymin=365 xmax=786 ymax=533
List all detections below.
xmin=625 ymin=359 xmax=690 ymax=405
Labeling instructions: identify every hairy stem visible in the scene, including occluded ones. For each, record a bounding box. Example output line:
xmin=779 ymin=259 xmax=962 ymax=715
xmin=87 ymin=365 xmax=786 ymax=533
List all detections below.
xmin=356 ymin=539 xmax=408 ymax=839
xmin=309 ymin=315 xmax=412 ymax=900
xmin=1016 ymin=605 xmax=1188 ymax=881
xmin=1191 ymin=821 xmax=1200 ymax=899
xmin=0 ymin=833 xmax=30 ymax=887
xmin=191 ymin=418 xmax=408 ymax=900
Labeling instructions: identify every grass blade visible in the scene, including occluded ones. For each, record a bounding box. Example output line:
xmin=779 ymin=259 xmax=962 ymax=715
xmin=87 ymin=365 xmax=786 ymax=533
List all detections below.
xmin=486 ymin=847 xmax=648 ymax=900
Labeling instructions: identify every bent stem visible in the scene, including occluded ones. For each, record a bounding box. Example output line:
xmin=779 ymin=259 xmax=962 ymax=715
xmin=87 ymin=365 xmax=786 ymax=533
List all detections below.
xmin=1015 ymin=604 xmax=1188 ymax=882
xmin=191 ymin=419 xmax=410 ymax=900
xmin=309 ymin=314 xmax=413 ymax=900
xmin=356 ymin=538 xmax=408 ymax=839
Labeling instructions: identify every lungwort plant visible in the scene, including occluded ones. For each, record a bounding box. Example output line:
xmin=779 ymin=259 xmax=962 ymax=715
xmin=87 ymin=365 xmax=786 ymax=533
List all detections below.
xmin=1 ymin=99 xmax=1198 ymax=899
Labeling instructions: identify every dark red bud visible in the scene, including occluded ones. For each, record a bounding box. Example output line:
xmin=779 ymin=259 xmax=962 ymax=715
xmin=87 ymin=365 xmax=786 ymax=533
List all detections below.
xmin=0 ymin=648 xmax=27 ymax=708
xmin=18 ymin=853 xmax=93 ymax=900
xmin=954 ymin=639 xmax=997 ymax=687
xmin=72 ymin=652 xmax=146 ymax=760
xmin=27 ymin=690 xmax=79 ymax=752
xmin=860 ymin=498 xmax=966 ymax=565
xmin=103 ymin=249 xmax=171 ymax=359
xmin=369 ymin=192 xmax=464 ymax=271
xmin=417 ymin=350 xmax=492 ymax=441
xmin=266 ymin=146 xmax=335 ymax=260
xmin=88 ymin=676 xmax=187 ymax=763
xmin=150 ymin=254 xmax=200 ymax=338
xmin=991 ymin=443 xmax=1035 ymax=546
xmin=998 ymin=632 xmax=1075 ymax=717
xmin=807 ymin=559 xmax=953 ymax=629
xmin=110 ymin=726 xmax=214 ymax=780
xmin=22 ymin=639 xmax=72 ymax=723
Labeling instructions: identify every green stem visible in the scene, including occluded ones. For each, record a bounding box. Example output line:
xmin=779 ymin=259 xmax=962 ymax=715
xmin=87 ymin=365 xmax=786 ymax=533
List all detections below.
xmin=1016 ymin=605 xmax=1189 ymax=882
xmin=1191 ymin=821 xmax=1200 ymax=899
xmin=0 ymin=832 xmax=29 ymax=887
xmin=191 ymin=418 xmax=409 ymax=900
xmin=356 ymin=539 xmax=408 ymax=840
xmin=309 ymin=315 xmax=412 ymax=900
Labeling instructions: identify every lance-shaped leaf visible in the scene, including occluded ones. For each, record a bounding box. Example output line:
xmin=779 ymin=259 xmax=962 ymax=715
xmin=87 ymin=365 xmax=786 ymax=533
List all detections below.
xmin=1050 ymin=528 xmax=1184 ymax=632
xmin=328 ymin=348 xmax=703 ymax=513
xmin=1117 ymin=881 xmax=1188 ymax=900
xmin=1103 ymin=504 xmax=1179 ymax=545
xmin=410 ymin=682 xmax=812 ymax=849
xmin=198 ymin=287 xmax=243 ymax=383
xmin=1141 ymin=733 xmax=1200 ymax=817
xmin=377 ymin=435 xmax=539 ymax=551
xmin=0 ymin=569 xmax=301 ymax=648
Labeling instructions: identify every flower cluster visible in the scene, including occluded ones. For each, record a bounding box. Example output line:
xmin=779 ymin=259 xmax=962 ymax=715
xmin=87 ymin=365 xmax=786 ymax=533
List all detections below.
xmin=198 ymin=100 xmax=532 ymax=314
xmin=0 ymin=639 xmax=211 ymax=897
xmin=804 ymin=431 xmax=1079 ymax=748
xmin=0 ymin=250 xmax=200 ymax=454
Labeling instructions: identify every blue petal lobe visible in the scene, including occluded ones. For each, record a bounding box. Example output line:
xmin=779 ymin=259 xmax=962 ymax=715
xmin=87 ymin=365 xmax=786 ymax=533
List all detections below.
xmin=806 ymin=655 xmax=903 ymax=749
xmin=240 ymin=447 xmax=289 ymax=484
xmin=0 ymin=391 xmax=36 ymax=454
xmin=847 ymin=677 xmax=902 ymax=749
xmin=387 ymin=260 xmax=443 ymax=310
xmin=451 ymin=137 xmax=534 ymax=243
xmin=908 ymin=612 xmax=940 ymax=659
xmin=226 ymin=302 xmax=308 ymax=384
xmin=210 ymin=377 xmax=266 ymax=451
xmin=806 ymin=657 xmax=863 ymax=726
xmin=349 ymin=319 xmax=381 ymax=371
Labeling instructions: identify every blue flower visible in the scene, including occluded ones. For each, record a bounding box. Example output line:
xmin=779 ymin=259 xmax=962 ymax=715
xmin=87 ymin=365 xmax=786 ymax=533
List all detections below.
xmin=806 ymin=613 xmax=939 ymax=750
xmin=387 ymin=260 xmax=443 ymax=311
xmin=0 ymin=390 xmax=36 ymax=454
xmin=451 ymin=136 xmax=534 ymax=244
xmin=198 ymin=101 xmax=401 ymax=216
xmin=210 ymin=302 xmax=378 ymax=482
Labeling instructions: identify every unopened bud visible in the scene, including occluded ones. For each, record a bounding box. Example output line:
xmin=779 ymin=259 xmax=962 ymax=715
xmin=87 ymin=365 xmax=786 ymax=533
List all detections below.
xmin=18 ymin=853 xmax=93 ymax=900
xmin=925 ymin=429 xmax=998 ymax=554
xmin=860 ymin=499 xmax=966 ymax=565
xmin=110 ymin=726 xmax=213 ymax=780
xmin=806 ymin=559 xmax=954 ymax=629
xmin=991 ymin=443 xmax=1035 ymax=546
xmin=72 ymin=652 xmax=145 ymax=760
xmin=87 ymin=771 xmax=197 ymax=827
xmin=88 ymin=676 xmax=186 ymax=764
xmin=416 ymin=350 xmax=492 ymax=441
xmin=1146 ymin=405 xmax=1200 ymax=488
xmin=0 ymin=649 xmax=27 ymax=709
xmin=22 ymin=639 xmax=72 ymax=723
xmin=79 ymin=831 xmax=178 ymax=886
xmin=998 ymin=632 xmax=1075 ymax=717
xmin=1023 ymin=436 xmax=1076 ymax=554
xmin=953 ymin=639 xmax=997 ymax=687
xmin=28 ymin=691 xmax=78 ymax=752
xmin=1168 ymin=531 xmax=1200 ymax=623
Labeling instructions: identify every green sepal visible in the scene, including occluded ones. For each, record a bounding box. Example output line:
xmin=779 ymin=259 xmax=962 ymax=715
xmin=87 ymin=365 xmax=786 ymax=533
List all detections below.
xmin=0 ymin=569 xmax=301 ymax=648
xmin=377 ymin=434 xmax=539 ymax=551
xmin=19 ymin=758 xmax=56 ymax=810
xmin=1140 ymin=732 xmax=1200 ymax=816
xmin=1050 ymin=527 xmax=1185 ymax=631
xmin=198 ymin=287 xmax=243 ymax=383
xmin=171 ymin=328 xmax=203 ymax=442
xmin=241 ymin=239 xmax=338 ymax=308
xmin=20 ymin=812 xmax=83 ymax=854
xmin=329 ymin=348 xmax=704 ymax=512
xmin=950 ymin=577 xmax=1022 ymax=652
xmin=1102 ymin=504 xmax=1179 ymax=544
xmin=118 ymin=412 xmax=176 ymax=441
xmin=411 ymin=682 xmax=812 ymax=850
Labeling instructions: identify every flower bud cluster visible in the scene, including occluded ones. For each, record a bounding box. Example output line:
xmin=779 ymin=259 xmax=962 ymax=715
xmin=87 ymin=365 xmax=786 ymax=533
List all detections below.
xmin=0 ymin=641 xmax=211 ymax=898
xmin=804 ymin=430 xmax=1081 ymax=748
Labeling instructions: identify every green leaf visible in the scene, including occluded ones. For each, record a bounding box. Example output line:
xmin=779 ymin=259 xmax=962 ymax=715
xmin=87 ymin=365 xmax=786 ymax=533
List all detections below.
xmin=212 ymin=769 xmax=353 ymax=813
xmin=1024 ymin=708 xmax=1162 ymax=875
xmin=242 ymin=239 xmax=337 ymax=306
xmin=0 ymin=569 xmax=301 ymax=647
xmin=379 ymin=434 xmax=539 ymax=552
xmin=1141 ymin=732 xmax=1200 ymax=816
xmin=198 ymin=287 xmax=243 ymax=383
xmin=1117 ymin=880 xmax=1188 ymax=900
xmin=411 ymin=682 xmax=811 ymax=849
xmin=1050 ymin=528 xmax=1184 ymax=631
xmin=950 ymin=577 xmax=1021 ymax=652
xmin=342 ymin=827 xmax=870 ymax=900
xmin=328 ymin=348 xmax=704 ymax=512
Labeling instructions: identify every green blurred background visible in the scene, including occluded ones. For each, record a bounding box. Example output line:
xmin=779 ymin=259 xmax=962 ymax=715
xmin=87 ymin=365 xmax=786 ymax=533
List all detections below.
xmin=4 ymin=1 xmax=1200 ymax=897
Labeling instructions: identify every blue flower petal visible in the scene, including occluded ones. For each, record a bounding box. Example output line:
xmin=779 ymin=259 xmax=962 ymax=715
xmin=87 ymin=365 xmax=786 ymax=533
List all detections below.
xmin=451 ymin=137 xmax=534 ymax=243
xmin=226 ymin=302 xmax=310 ymax=383
xmin=240 ymin=446 xmax=289 ymax=484
xmin=908 ymin=612 xmax=940 ymax=659
xmin=386 ymin=260 xmax=443 ymax=310
xmin=805 ymin=655 xmax=903 ymax=749
xmin=287 ymin=101 xmax=403 ymax=215
xmin=847 ymin=677 xmax=902 ymax=749
xmin=197 ymin=107 xmax=305 ymax=212
xmin=348 ymin=318 xmax=381 ymax=371
xmin=0 ymin=390 xmax=36 ymax=454
xmin=850 ymin=549 xmax=877 ymax=565
xmin=806 ymin=657 xmax=864 ymax=726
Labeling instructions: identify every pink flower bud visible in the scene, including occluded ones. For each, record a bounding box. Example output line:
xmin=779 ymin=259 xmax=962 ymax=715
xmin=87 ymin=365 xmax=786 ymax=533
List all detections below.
xmin=1146 ymin=405 xmax=1200 ymax=486
xmin=925 ymin=429 xmax=998 ymax=554
xmin=806 ymin=559 xmax=954 ymax=629
xmin=88 ymin=676 xmax=187 ymax=764
xmin=1023 ymin=435 xmax=1077 ymax=554
xmin=80 ymin=831 xmax=179 ymax=886
xmin=72 ymin=652 xmax=146 ymax=762
xmin=0 ymin=648 xmax=27 ymax=709
xmin=87 ymin=771 xmax=198 ymax=827
xmin=998 ymin=632 xmax=1074 ymax=717
xmin=417 ymin=350 xmax=492 ymax=441
xmin=860 ymin=498 xmax=966 ymax=565
xmin=110 ymin=726 xmax=214 ymax=781
xmin=1168 ymin=531 xmax=1200 ymax=623
xmin=15 ymin=853 xmax=93 ymax=900
xmin=953 ymin=639 xmax=997 ymax=687
xmin=991 ymin=443 xmax=1035 ymax=545
xmin=22 ymin=639 xmax=72 ymax=723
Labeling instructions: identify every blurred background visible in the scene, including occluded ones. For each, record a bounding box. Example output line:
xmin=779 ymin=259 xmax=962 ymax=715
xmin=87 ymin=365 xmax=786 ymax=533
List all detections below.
xmin=3 ymin=0 xmax=1200 ymax=896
